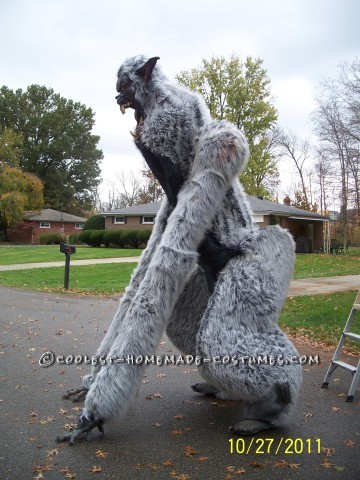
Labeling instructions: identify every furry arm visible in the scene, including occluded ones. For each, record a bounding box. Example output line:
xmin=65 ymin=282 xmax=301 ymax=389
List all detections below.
xmin=84 ymin=123 xmax=249 ymax=420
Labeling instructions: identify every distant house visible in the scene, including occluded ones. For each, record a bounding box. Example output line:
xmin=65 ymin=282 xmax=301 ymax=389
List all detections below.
xmin=102 ymin=196 xmax=329 ymax=253
xmin=7 ymin=209 xmax=86 ymax=244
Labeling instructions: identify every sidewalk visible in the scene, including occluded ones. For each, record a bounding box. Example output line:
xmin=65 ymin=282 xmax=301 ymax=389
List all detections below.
xmin=0 ymin=256 xmax=141 ymax=271
xmin=0 ymin=257 xmax=359 ymax=296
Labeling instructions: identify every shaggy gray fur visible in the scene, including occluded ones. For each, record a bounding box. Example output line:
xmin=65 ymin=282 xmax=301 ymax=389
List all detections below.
xmin=68 ymin=56 xmax=302 ymax=437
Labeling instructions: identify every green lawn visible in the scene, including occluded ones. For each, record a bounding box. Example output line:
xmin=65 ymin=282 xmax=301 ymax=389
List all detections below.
xmin=0 ymin=245 xmax=142 ymax=265
xmin=0 ymin=262 xmax=138 ymax=295
xmin=293 ymin=253 xmax=360 ymax=279
xmin=280 ymin=290 xmax=360 ymax=353
xmin=0 ymin=248 xmax=359 ymax=351
xmin=1 ymin=246 xmax=360 ymax=277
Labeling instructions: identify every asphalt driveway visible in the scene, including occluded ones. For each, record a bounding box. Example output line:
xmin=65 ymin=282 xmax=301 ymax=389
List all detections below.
xmin=1 ymin=286 xmax=359 ymax=480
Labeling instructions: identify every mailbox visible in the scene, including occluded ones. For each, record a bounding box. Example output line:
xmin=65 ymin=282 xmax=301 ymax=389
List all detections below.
xmin=60 ymin=243 xmax=76 ymax=255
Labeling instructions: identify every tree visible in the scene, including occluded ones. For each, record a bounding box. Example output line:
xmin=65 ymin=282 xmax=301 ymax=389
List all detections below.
xmin=105 ymin=170 xmax=143 ymax=210
xmin=0 ymin=165 xmax=44 ymax=237
xmin=312 ymin=58 xmax=360 ymax=247
xmin=176 ymin=55 xmax=279 ymax=197
xmin=277 ymin=129 xmax=312 ymax=210
xmin=0 ymin=85 xmax=103 ymax=214
xmin=136 ymin=164 xmax=164 ymax=204
xmin=0 ymin=128 xmax=23 ymax=168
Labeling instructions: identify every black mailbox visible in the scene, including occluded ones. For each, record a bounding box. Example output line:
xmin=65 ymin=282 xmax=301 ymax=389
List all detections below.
xmin=60 ymin=243 xmax=76 ymax=255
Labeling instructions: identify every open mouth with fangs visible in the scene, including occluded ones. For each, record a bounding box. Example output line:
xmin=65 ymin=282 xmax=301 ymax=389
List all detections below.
xmin=119 ymin=101 xmax=144 ymax=141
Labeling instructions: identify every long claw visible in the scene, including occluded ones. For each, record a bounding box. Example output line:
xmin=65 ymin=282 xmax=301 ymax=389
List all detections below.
xmin=56 ymin=412 xmax=104 ymax=445
xmin=62 ymin=386 xmax=88 ymax=402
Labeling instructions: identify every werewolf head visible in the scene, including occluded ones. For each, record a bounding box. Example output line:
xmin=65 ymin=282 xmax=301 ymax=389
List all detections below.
xmin=115 ymin=56 xmax=169 ymax=140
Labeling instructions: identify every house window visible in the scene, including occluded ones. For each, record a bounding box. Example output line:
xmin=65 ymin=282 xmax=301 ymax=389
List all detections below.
xmin=114 ymin=216 xmax=126 ymax=224
xmin=75 ymin=223 xmax=84 ymax=229
xmin=142 ymin=216 xmax=155 ymax=224
xmin=40 ymin=222 xmax=50 ymax=228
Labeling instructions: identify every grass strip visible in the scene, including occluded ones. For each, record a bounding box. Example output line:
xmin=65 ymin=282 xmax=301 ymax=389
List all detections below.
xmin=280 ymin=290 xmax=360 ymax=352
xmin=0 ymin=245 xmax=142 ymax=265
xmin=0 ymin=263 xmax=137 ymax=295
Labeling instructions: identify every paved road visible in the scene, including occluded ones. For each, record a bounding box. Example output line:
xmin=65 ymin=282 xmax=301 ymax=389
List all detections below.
xmin=1 ymin=286 xmax=359 ymax=480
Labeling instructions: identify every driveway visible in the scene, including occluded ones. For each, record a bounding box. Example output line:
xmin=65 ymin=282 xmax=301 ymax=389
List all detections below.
xmin=1 ymin=286 xmax=359 ymax=479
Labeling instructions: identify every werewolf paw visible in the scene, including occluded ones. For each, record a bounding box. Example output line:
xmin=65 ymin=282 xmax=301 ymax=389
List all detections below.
xmin=62 ymin=386 xmax=88 ymax=402
xmin=230 ymin=419 xmax=273 ymax=436
xmin=56 ymin=411 xmax=104 ymax=445
xmin=191 ymin=382 xmax=220 ymax=396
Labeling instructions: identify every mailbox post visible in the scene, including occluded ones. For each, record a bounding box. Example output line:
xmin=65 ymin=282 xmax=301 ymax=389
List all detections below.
xmin=60 ymin=243 xmax=76 ymax=289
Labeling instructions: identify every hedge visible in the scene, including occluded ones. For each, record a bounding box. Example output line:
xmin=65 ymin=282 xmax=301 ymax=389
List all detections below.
xmin=83 ymin=215 xmax=105 ymax=231
xmin=39 ymin=232 xmax=65 ymax=245
xmin=79 ymin=229 xmax=151 ymax=248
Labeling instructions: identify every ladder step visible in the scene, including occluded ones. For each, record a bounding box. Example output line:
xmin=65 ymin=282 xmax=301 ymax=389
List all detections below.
xmin=343 ymin=332 xmax=360 ymax=341
xmin=332 ymin=360 xmax=357 ymax=373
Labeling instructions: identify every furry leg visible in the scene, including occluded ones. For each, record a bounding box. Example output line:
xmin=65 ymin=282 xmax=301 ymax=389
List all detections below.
xmin=196 ymin=226 xmax=302 ymax=432
xmin=83 ymin=246 xmax=198 ymax=421
xmin=62 ymin=199 xmax=172 ymax=403
xmin=166 ymin=266 xmax=210 ymax=356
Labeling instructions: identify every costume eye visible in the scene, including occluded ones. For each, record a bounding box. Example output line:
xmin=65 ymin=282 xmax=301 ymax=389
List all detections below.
xmin=120 ymin=81 xmax=130 ymax=93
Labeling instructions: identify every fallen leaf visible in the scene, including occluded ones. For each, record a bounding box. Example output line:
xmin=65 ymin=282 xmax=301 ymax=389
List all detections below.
xmin=65 ymin=473 xmax=76 ymax=479
xmin=183 ymin=445 xmax=197 ymax=457
xmin=331 ymin=407 xmax=340 ymax=412
xmin=320 ymin=459 xmax=333 ymax=469
xmin=63 ymin=423 xmax=76 ymax=430
xmin=322 ymin=447 xmax=335 ymax=456
xmin=273 ymin=460 xmax=288 ymax=468
xmin=154 ymin=393 xmax=162 ymax=398
xmin=95 ymin=449 xmax=108 ymax=458
xmin=170 ymin=429 xmax=184 ymax=436
xmin=162 ymin=459 xmax=175 ymax=466
xmin=197 ymin=457 xmax=209 ymax=462
xmin=58 ymin=408 xmax=68 ymax=414
xmin=33 ymin=473 xmax=44 ymax=480
xmin=344 ymin=439 xmax=356 ymax=447
xmin=250 ymin=461 xmax=263 ymax=468
xmin=289 ymin=463 xmax=300 ymax=469
xmin=47 ymin=448 xmax=59 ymax=457
xmin=88 ymin=465 xmax=102 ymax=474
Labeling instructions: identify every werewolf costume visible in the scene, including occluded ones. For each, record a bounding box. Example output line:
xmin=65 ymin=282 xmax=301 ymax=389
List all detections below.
xmin=57 ymin=56 xmax=302 ymax=444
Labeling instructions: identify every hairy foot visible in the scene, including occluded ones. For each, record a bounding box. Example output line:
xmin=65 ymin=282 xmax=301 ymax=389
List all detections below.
xmin=191 ymin=382 xmax=220 ymax=396
xmin=62 ymin=386 xmax=88 ymax=402
xmin=230 ymin=419 xmax=273 ymax=436
xmin=56 ymin=412 xmax=104 ymax=445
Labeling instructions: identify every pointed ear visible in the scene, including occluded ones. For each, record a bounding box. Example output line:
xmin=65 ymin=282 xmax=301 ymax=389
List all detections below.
xmin=136 ymin=57 xmax=160 ymax=81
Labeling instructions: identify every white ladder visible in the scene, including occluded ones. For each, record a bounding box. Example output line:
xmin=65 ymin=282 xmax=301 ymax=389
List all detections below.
xmin=321 ymin=290 xmax=360 ymax=402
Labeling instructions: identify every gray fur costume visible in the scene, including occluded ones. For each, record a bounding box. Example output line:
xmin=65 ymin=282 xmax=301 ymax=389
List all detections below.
xmin=57 ymin=56 xmax=302 ymax=443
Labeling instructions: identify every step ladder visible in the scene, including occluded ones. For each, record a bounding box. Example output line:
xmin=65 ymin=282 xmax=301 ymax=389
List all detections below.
xmin=321 ymin=290 xmax=360 ymax=402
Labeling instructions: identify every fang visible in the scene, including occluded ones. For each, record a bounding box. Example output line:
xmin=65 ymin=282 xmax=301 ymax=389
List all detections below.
xmin=120 ymin=104 xmax=126 ymax=114
xmin=130 ymin=130 xmax=140 ymax=141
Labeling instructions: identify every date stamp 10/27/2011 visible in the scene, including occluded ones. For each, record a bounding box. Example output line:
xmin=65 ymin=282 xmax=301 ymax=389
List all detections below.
xmin=229 ymin=438 xmax=321 ymax=455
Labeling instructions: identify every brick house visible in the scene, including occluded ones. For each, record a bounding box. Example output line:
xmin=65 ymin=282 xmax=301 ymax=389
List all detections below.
xmin=102 ymin=197 xmax=329 ymax=253
xmin=7 ymin=209 xmax=86 ymax=244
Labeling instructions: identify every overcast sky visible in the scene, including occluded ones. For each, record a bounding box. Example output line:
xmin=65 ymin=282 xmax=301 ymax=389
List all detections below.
xmin=1 ymin=0 xmax=359 ymax=200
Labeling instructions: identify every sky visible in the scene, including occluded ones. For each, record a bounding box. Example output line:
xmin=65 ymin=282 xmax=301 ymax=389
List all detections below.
xmin=1 ymin=0 xmax=359 ymax=201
